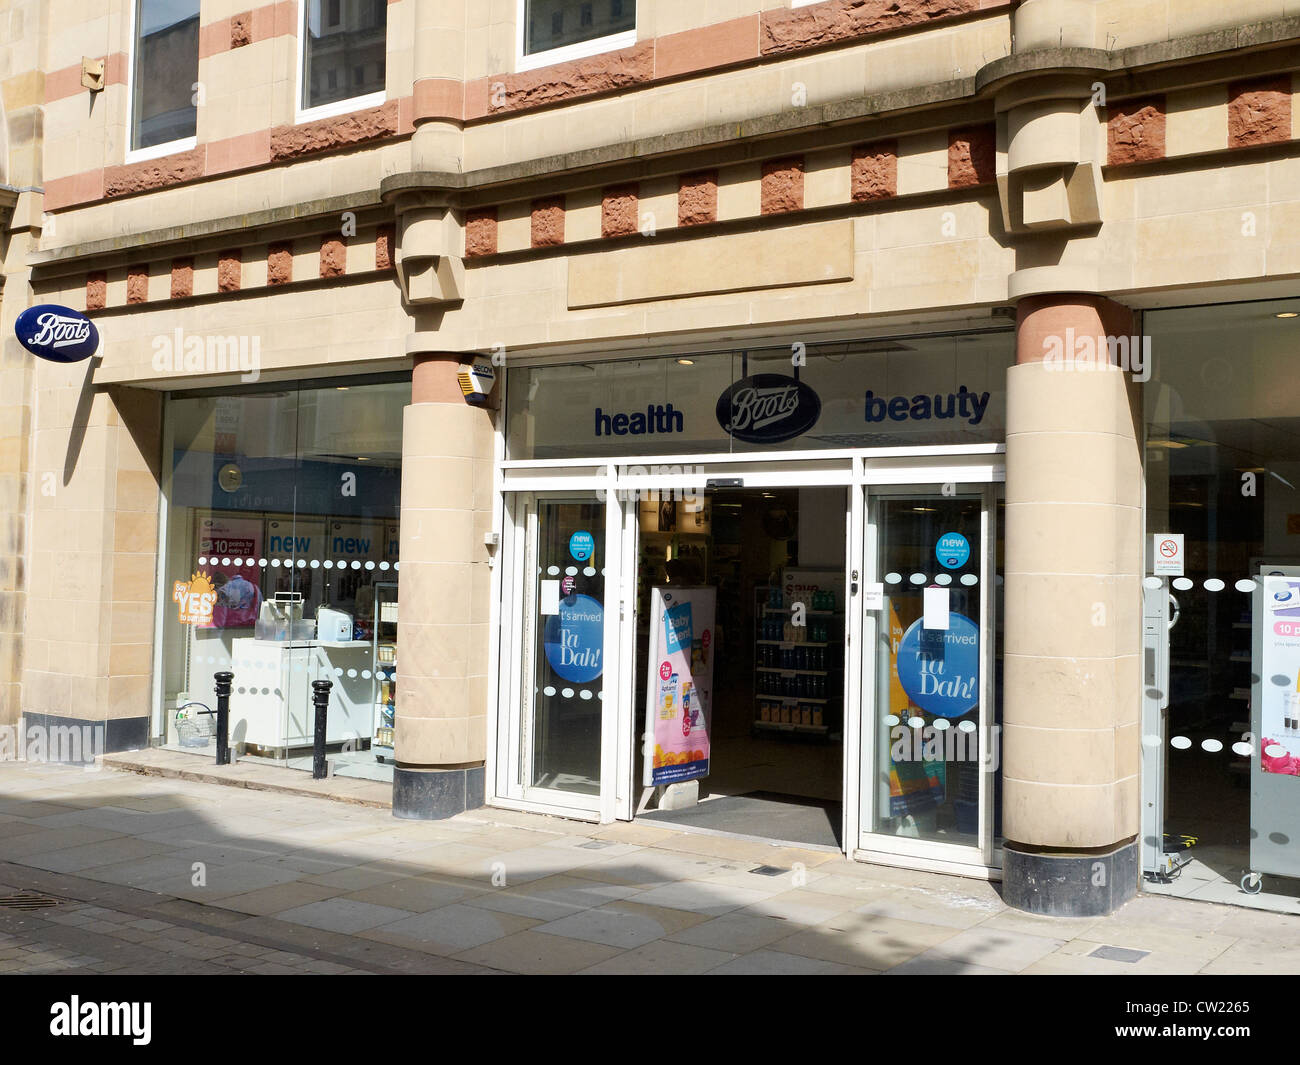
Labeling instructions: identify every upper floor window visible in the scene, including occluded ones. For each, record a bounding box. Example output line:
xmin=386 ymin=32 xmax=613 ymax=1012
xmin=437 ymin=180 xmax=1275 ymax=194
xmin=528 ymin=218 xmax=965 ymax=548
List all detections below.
xmin=301 ymin=0 xmax=387 ymax=117
xmin=519 ymin=0 xmax=636 ymax=71
xmin=130 ymin=0 xmax=200 ymax=156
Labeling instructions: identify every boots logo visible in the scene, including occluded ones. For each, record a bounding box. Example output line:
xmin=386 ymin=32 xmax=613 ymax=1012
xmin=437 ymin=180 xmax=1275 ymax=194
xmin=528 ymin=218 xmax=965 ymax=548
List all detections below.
xmin=716 ymin=374 xmax=821 ymax=443
xmin=15 ymin=304 xmax=100 ymax=363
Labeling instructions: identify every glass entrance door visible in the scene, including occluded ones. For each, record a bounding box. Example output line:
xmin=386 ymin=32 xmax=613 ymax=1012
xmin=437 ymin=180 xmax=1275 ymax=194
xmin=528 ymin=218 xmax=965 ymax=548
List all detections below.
xmin=856 ymin=482 xmax=1002 ymax=869
xmin=497 ymin=490 xmax=621 ymax=818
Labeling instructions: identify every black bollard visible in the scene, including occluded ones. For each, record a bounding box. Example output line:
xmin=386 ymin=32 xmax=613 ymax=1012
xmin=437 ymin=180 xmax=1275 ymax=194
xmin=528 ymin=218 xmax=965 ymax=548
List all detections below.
xmin=213 ymin=671 xmax=233 ymax=766
xmin=312 ymin=680 xmax=332 ymax=780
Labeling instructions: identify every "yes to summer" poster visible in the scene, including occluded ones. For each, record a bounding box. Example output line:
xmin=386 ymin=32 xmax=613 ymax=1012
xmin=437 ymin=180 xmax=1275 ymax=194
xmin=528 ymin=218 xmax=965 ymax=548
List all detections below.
xmin=643 ymin=587 xmax=715 ymax=786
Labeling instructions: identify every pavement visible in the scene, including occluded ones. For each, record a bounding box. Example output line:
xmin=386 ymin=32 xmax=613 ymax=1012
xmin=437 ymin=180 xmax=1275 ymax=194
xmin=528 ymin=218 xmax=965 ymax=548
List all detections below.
xmin=0 ymin=759 xmax=1297 ymax=975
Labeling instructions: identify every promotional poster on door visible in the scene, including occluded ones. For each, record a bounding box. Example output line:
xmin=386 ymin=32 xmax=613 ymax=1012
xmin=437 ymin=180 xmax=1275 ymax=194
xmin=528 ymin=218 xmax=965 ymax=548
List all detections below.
xmin=644 ymin=587 xmax=715 ymax=786
xmin=1260 ymin=574 xmax=1300 ymax=776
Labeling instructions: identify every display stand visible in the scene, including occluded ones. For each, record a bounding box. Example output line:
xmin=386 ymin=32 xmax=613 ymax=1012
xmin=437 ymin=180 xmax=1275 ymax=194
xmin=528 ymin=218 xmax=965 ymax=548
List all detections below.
xmin=1246 ymin=562 xmax=1300 ymax=892
xmin=371 ymin=581 xmax=398 ymax=763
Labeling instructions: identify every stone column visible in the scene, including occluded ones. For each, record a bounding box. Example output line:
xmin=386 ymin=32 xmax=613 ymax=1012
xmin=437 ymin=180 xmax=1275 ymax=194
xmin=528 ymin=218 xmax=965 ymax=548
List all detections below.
xmin=1000 ymin=293 xmax=1144 ymax=915
xmin=410 ymin=0 xmax=466 ymax=173
xmin=392 ymin=352 xmax=496 ymax=818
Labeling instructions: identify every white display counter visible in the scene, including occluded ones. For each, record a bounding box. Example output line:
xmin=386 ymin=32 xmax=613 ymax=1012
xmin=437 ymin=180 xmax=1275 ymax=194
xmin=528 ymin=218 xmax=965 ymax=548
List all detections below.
xmin=230 ymin=638 xmax=375 ymax=751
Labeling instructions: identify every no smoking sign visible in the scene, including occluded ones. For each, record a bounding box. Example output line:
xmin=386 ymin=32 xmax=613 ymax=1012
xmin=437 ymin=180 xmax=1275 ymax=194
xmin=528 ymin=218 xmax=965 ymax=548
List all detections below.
xmin=1153 ymin=533 xmax=1185 ymax=577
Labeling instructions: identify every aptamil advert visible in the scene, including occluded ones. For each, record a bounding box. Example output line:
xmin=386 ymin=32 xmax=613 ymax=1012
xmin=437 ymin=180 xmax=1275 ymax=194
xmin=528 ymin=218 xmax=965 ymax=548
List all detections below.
xmin=1260 ymin=575 xmax=1300 ymax=776
xmin=643 ymin=587 xmax=716 ymax=786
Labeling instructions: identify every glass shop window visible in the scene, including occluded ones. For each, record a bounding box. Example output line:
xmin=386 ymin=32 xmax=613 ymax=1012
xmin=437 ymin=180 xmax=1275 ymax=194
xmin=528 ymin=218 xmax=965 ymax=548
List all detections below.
xmin=158 ymin=380 xmax=407 ymax=778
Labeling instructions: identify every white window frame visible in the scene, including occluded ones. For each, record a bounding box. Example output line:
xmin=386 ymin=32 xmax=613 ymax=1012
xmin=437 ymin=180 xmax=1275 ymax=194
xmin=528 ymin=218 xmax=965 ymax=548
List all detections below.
xmin=125 ymin=0 xmax=199 ymax=163
xmin=295 ymin=0 xmax=388 ymax=125
xmin=515 ymin=0 xmax=638 ymax=74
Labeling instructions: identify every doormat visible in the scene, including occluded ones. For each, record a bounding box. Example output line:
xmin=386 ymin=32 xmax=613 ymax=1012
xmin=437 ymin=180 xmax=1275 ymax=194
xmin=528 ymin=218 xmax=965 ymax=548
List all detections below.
xmin=640 ymin=791 xmax=842 ymax=848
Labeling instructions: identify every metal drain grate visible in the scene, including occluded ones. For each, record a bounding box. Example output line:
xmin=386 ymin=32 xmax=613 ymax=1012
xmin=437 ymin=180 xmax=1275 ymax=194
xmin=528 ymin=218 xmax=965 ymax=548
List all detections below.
xmin=0 ymin=892 xmax=64 ymax=911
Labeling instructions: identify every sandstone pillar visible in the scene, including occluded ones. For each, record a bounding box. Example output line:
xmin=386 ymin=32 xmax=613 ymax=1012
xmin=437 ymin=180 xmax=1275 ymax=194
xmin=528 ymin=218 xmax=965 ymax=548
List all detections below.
xmin=391 ymin=352 xmax=495 ymax=818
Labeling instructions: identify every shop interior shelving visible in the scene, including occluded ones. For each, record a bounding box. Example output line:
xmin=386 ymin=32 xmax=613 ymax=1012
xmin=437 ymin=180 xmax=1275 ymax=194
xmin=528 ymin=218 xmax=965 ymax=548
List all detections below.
xmin=753 ymin=583 xmax=842 ymax=740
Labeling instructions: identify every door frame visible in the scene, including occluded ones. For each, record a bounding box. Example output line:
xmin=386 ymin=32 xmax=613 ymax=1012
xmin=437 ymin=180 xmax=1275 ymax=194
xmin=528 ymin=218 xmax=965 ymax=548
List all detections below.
xmin=491 ymin=446 xmax=1005 ymax=843
xmin=490 ymin=475 xmax=623 ymax=822
xmin=848 ymin=476 xmax=1003 ymax=879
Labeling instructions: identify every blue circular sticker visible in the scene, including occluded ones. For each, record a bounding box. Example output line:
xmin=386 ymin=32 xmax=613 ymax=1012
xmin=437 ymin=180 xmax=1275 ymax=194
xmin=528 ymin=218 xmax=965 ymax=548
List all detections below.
xmin=543 ymin=594 xmax=604 ymax=684
xmin=896 ymin=613 xmax=979 ymax=718
xmin=569 ymin=530 xmax=595 ymax=562
xmin=936 ymin=532 xmax=971 ymax=570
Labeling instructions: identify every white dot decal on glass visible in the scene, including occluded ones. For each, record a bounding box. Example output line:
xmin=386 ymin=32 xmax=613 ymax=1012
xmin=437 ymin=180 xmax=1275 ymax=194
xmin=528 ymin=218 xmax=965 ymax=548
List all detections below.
xmin=933 ymin=718 xmax=951 ymax=731
xmin=1143 ymin=577 xmax=1162 ymax=590
xmin=198 ymin=556 xmax=208 ymax=566
xmin=584 ymin=567 xmax=596 ymax=577
xmin=1142 ymin=734 xmax=1162 ymax=748
xmin=394 ymin=562 xmax=400 ymax=570
xmin=379 ymin=561 xmax=390 ymax=570
xmin=884 ymin=572 xmax=902 ymax=585
xmin=960 ymin=574 xmax=979 ymax=586
xmin=334 ymin=667 xmax=344 ymax=677
xmin=325 ymin=559 xmax=336 ymax=569
xmin=935 ymin=573 xmax=952 ymax=586
xmin=1204 ymin=578 xmax=1225 ymax=592
xmin=907 ymin=716 xmax=925 ymax=728
xmin=258 ymin=558 xmax=267 ymax=567
xmin=221 ymin=557 xmax=231 ymax=567
xmin=271 ymin=558 xmax=281 ymax=568
xmin=1236 ymin=579 xmax=1257 ymax=593
xmin=261 ymin=687 xmax=269 ymax=696
xmin=1171 ymin=735 xmax=1192 ymax=749
xmin=1201 ymin=738 xmax=1224 ymax=753
xmin=297 ymin=559 xmax=307 ymax=569
xmin=1172 ymin=577 xmax=1193 ymax=591
xmin=562 ymin=687 xmax=575 ymax=699
xmin=597 ymin=692 xmax=603 ymax=699
xmin=1233 ymin=741 xmax=1254 ymax=757
xmin=547 ymin=566 xmax=560 ymax=576
xmin=362 ymin=670 xmax=372 ymax=680
xmin=884 ymin=714 xmax=900 ymax=726
xmin=350 ymin=561 xmax=361 ymax=570
xmin=543 ymin=686 xmax=556 ymax=696
xmin=579 ymin=689 xmax=593 ymax=700
xmin=909 ymin=573 xmax=927 ymax=585
xmin=310 ymin=559 xmax=320 ymax=569
xmin=232 ymin=558 xmax=242 ymax=567
xmin=247 ymin=558 xmax=258 ymax=568
xmin=1266 ymin=743 xmax=1287 ymax=758
xmin=601 ymin=568 xmax=607 ymax=576
xmin=958 ymin=720 xmax=977 ymax=733
xmin=346 ymin=669 xmax=358 ymax=678
xmin=365 ymin=561 xmax=376 ymax=570
xmin=565 ymin=567 xmax=578 ymax=576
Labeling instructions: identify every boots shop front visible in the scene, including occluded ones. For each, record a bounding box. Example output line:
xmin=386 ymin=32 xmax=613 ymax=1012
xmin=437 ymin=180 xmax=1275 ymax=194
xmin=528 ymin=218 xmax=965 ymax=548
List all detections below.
xmin=490 ymin=330 xmax=1011 ymax=878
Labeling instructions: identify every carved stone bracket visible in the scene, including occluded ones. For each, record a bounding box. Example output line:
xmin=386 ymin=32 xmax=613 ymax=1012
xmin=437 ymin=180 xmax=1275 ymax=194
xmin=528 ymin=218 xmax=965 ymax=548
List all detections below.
xmin=384 ymin=186 xmax=466 ymax=307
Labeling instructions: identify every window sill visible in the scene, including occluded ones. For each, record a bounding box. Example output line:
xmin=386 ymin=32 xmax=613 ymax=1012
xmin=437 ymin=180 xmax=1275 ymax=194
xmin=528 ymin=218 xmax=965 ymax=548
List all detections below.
xmin=295 ymin=91 xmax=388 ymax=126
xmin=515 ymin=29 xmax=638 ymax=74
xmin=125 ymin=136 xmax=198 ymax=166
